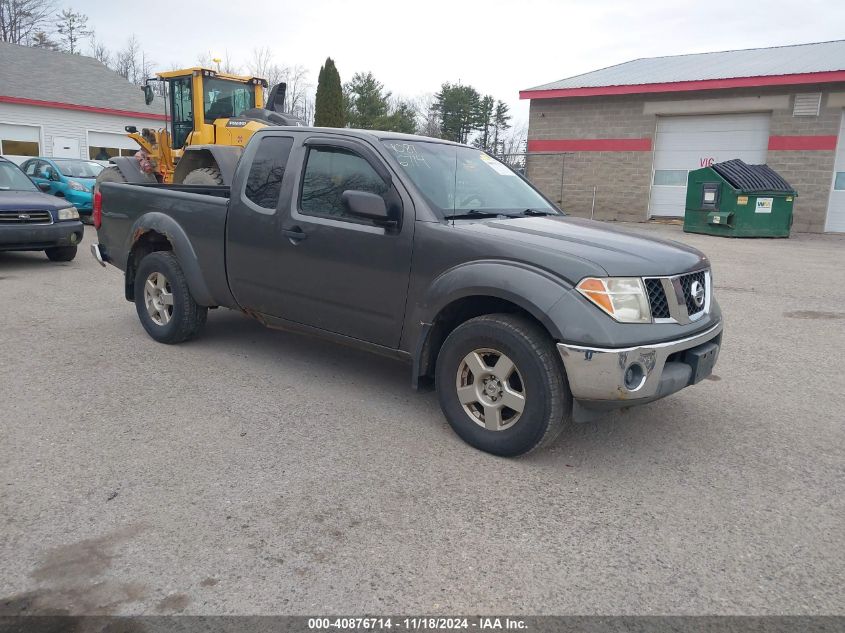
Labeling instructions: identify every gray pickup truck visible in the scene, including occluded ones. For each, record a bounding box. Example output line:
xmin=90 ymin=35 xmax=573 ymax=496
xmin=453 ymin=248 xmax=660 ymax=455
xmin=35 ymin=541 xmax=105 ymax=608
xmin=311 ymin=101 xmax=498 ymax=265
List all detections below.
xmin=92 ymin=128 xmax=722 ymax=456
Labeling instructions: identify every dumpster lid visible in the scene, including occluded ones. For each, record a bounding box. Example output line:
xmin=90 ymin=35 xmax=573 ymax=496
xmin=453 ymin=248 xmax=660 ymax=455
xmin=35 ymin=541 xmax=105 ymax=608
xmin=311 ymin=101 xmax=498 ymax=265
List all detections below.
xmin=712 ymin=159 xmax=796 ymax=194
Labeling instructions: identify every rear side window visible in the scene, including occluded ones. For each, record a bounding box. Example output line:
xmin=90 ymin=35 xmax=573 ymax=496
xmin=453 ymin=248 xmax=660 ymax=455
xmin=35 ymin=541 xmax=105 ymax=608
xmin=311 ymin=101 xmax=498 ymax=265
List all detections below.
xmin=300 ymin=147 xmax=388 ymax=220
xmin=244 ymin=136 xmax=293 ymax=209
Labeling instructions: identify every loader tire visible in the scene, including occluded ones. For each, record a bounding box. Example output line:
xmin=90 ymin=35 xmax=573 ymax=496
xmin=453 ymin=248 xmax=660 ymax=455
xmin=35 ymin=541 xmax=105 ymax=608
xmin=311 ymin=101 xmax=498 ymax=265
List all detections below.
xmin=182 ymin=167 xmax=224 ymax=186
xmin=94 ymin=166 xmax=128 ymax=194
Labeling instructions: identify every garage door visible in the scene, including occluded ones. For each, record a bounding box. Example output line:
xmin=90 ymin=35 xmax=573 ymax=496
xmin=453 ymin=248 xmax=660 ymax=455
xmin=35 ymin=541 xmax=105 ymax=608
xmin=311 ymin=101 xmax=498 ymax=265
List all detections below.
xmin=0 ymin=123 xmax=41 ymax=158
xmin=649 ymin=113 xmax=771 ymax=217
xmin=825 ymin=111 xmax=845 ymax=233
xmin=87 ymin=131 xmax=139 ymax=160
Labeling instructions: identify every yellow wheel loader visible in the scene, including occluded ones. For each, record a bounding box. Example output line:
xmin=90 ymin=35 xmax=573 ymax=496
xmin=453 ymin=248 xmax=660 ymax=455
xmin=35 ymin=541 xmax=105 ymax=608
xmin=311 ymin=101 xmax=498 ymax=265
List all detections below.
xmin=96 ymin=67 xmax=301 ymax=189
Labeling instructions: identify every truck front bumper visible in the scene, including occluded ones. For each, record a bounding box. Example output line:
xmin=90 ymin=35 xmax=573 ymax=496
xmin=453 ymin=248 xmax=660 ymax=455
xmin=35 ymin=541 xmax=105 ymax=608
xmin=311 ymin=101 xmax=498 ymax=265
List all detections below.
xmin=0 ymin=220 xmax=84 ymax=251
xmin=557 ymin=321 xmax=723 ymax=412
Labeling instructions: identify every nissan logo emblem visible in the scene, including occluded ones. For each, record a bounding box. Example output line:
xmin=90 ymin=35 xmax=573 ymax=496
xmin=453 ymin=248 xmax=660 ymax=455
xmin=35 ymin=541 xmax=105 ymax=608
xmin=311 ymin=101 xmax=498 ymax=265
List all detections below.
xmin=690 ymin=280 xmax=705 ymax=308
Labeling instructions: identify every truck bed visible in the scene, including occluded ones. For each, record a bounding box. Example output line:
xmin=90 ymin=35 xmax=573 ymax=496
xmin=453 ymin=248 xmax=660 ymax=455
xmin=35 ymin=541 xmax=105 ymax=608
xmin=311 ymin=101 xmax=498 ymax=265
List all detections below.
xmin=96 ymin=181 xmax=233 ymax=306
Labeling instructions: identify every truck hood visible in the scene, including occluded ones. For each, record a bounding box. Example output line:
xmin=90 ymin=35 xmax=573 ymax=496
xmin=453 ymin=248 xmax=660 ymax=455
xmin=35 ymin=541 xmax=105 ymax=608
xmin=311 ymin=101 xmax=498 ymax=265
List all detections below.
xmin=456 ymin=215 xmax=708 ymax=277
xmin=0 ymin=190 xmax=71 ymax=211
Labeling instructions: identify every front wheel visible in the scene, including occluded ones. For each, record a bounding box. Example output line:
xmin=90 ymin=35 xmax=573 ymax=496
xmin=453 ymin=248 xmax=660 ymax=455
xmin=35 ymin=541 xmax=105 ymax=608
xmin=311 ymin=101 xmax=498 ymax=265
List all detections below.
xmin=134 ymin=251 xmax=207 ymax=344
xmin=45 ymin=245 xmax=77 ymax=262
xmin=435 ymin=314 xmax=571 ymax=456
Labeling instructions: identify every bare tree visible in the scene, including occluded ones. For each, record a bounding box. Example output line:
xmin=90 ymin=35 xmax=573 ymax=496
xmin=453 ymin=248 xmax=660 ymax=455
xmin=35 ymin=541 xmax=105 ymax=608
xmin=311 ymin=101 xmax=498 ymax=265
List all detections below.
xmin=498 ymin=122 xmax=528 ymax=169
xmin=88 ymin=32 xmax=109 ymax=66
xmin=114 ymin=34 xmax=141 ymax=83
xmin=414 ymin=93 xmax=441 ymax=138
xmin=0 ymin=0 xmax=56 ymax=44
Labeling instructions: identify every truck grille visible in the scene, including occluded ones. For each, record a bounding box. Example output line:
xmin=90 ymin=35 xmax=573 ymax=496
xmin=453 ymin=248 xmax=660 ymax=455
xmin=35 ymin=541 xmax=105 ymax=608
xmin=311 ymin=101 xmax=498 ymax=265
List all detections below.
xmin=0 ymin=210 xmax=53 ymax=225
xmin=644 ymin=278 xmax=671 ymax=319
xmin=679 ymin=270 xmax=707 ymax=316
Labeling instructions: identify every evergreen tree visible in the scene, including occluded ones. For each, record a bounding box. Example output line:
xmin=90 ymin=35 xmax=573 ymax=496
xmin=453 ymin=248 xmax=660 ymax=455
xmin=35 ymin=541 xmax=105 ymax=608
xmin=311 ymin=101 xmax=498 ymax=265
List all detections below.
xmin=345 ymin=72 xmax=389 ymax=129
xmin=314 ymin=57 xmax=345 ymax=128
xmin=472 ymin=95 xmax=495 ymax=152
xmin=31 ymin=30 xmax=58 ymax=50
xmin=55 ymin=8 xmax=91 ymax=54
xmin=491 ymin=100 xmax=512 ymax=156
xmin=434 ymin=83 xmax=483 ymax=144
xmin=381 ymin=100 xmax=418 ymax=134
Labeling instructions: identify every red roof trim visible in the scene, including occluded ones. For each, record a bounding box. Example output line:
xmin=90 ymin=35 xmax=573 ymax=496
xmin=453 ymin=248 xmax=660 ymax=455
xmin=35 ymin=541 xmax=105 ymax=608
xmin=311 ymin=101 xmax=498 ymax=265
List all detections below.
xmin=0 ymin=95 xmax=168 ymax=120
xmin=520 ymin=70 xmax=845 ymax=100
xmin=528 ymin=138 xmax=652 ymax=152
xmin=768 ymin=135 xmax=838 ymax=151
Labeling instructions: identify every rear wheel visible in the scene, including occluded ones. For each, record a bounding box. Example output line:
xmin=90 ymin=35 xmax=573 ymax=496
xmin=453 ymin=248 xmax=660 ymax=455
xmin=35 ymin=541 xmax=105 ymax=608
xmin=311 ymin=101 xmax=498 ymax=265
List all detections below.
xmin=435 ymin=314 xmax=571 ymax=456
xmin=134 ymin=251 xmax=207 ymax=344
xmin=45 ymin=245 xmax=77 ymax=262
xmin=182 ymin=167 xmax=223 ymax=186
xmin=94 ymin=166 xmax=128 ymax=193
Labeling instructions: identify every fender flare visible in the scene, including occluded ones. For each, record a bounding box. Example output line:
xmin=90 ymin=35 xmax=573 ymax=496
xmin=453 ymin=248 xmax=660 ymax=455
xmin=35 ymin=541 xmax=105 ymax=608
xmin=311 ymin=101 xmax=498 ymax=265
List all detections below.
xmin=410 ymin=260 xmax=572 ymax=387
xmin=124 ymin=212 xmax=215 ymax=306
xmin=109 ymin=156 xmax=157 ymax=184
xmin=172 ymin=145 xmax=243 ymax=185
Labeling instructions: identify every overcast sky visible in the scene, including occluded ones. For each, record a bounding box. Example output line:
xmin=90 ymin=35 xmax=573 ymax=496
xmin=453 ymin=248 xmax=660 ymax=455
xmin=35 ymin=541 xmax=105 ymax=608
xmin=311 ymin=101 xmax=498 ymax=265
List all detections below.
xmin=72 ymin=0 xmax=844 ymax=125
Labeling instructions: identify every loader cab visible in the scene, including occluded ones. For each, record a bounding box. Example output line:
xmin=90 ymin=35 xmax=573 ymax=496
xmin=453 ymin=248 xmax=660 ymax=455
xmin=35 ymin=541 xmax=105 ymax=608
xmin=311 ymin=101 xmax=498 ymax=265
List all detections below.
xmin=157 ymin=68 xmax=267 ymax=150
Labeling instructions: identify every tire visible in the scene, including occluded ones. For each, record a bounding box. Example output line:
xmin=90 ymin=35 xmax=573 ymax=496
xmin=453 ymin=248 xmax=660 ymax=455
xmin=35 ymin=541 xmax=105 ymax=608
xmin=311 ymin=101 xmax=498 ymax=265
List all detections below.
xmin=182 ymin=167 xmax=224 ymax=186
xmin=45 ymin=245 xmax=78 ymax=262
xmin=134 ymin=251 xmax=207 ymax=344
xmin=94 ymin=166 xmax=128 ymax=193
xmin=435 ymin=314 xmax=571 ymax=456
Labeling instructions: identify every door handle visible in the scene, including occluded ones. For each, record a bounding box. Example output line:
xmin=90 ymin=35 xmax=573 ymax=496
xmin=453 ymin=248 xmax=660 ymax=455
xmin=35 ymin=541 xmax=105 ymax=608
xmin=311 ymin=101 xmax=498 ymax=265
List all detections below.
xmin=282 ymin=226 xmax=307 ymax=243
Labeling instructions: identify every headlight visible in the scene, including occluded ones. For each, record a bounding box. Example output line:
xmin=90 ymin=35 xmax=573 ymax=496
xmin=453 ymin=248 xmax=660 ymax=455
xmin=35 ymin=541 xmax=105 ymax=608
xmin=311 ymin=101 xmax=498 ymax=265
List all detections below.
xmin=576 ymin=277 xmax=651 ymax=323
xmin=57 ymin=206 xmax=79 ymax=221
xmin=68 ymin=180 xmax=90 ymax=192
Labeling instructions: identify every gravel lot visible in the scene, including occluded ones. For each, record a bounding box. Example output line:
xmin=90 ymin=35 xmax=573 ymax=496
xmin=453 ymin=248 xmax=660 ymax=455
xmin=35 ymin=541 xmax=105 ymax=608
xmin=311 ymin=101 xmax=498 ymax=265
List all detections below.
xmin=1 ymin=223 xmax=843 ymax=616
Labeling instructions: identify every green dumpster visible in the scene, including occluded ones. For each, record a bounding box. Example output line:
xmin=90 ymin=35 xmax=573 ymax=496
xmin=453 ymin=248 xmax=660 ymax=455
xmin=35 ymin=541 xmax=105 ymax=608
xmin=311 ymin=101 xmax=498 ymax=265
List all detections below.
xmin=683 ymin=159 xmax=797 ymax=238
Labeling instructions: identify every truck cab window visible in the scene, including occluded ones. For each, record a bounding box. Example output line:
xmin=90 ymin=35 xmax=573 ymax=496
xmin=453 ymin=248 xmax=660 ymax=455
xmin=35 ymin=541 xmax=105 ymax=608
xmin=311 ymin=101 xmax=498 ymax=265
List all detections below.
xmin=244 ymin=137 xmax=293 ymax=209
xmin=300 ymin=147 xmax=388 ymax=221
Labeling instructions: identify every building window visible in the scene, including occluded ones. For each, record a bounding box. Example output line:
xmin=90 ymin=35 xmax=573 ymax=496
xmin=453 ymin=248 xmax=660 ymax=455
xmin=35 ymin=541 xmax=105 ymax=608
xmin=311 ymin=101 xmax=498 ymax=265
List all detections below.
xmin=653 ymin=170 xmax=688 ymax=186
xmin=1 ymin=139 xmax=40 ymax=156
xmin=834 ymin=172 xmax=845 ymax=191
xmin=88 ymin=147 xmax=136 ymax=160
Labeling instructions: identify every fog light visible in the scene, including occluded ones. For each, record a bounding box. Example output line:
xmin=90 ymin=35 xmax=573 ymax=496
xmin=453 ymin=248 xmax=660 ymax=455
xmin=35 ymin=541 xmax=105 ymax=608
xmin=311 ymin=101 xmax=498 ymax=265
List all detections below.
xmin=70 ymin=232 xmax=78 ymax=244
xmin=624 ymin=362 xmax=646 ymax=390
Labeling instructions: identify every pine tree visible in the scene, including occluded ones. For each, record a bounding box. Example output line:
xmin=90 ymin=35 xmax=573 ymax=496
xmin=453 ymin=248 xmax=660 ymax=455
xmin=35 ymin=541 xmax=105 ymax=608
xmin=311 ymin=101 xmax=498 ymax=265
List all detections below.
xmin=31 ymin=31 xmax=59 ymax=50
xmin=55 ymin=9 xmax=91 ymax=54
xmin=314 ymin=57 xmax=345 ymax=128
xmin=434 ymin=83 xmax=483 ymax=144
xmin=491 ymin=101 xmax=511 ymax=156
xmin=345 ymin=72 xmax=389 ymax=129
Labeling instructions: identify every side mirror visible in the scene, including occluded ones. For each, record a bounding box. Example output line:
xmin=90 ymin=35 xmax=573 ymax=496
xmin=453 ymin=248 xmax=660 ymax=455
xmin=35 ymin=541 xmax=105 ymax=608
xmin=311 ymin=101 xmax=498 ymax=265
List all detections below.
xmin=342 ymin=190 xmax=391 ymax=223
xmin=36 ymin=181 xmax=51 ymax=192
xmin=143 ymin=85 xmax=154 ymax=105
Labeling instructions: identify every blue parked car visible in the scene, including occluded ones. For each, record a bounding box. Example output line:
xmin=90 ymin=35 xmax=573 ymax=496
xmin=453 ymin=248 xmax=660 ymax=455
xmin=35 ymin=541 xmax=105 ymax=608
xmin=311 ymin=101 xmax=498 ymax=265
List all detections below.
xmin=20 ymin=157 xmax=104 ymax=218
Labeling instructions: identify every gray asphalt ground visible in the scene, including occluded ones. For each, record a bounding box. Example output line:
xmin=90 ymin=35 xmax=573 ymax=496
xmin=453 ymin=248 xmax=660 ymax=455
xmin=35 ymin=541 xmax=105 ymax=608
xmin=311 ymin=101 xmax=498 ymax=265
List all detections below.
xmin=0 ymin=223 xmax=843 ymax=616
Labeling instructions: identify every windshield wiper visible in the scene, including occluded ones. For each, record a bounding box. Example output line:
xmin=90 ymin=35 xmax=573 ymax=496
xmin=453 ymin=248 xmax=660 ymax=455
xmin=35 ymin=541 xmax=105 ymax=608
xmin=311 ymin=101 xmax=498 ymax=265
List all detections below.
xmin=443 ymin=210 xmax=506 ymax=220
xmin=521 ymin=208 xmax=553 ymax=216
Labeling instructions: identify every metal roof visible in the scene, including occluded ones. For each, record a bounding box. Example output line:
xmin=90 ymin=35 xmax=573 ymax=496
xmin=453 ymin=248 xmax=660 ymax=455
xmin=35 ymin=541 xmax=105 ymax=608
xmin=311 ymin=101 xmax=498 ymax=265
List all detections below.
xmin=525 ymin=40 xmax=845 ymax=92
xmin=0 ymin=42 xmax=165 ymax=116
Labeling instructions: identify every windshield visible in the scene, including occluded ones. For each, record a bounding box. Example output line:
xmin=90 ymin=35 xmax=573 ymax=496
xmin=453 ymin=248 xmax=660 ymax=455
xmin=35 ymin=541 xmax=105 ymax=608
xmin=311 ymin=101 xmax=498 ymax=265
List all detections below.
xmin=0 ymin=161 xmax=38 ymax=192
xmin=203 ymin=77 xmax=256 ymax=121
xmin=53 ymin=159 xmax=104 ymax=179
xmin=382 ymin=140 xmax=558 ymax=218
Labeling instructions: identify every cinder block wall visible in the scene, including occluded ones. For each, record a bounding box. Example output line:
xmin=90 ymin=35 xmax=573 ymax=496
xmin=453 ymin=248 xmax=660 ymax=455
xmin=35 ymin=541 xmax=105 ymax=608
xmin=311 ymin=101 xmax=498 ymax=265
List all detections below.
xmin=526 ymin=96 xmax=654 ymax=222
xmin=525 ymin=84 xmax=845 ymax=232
